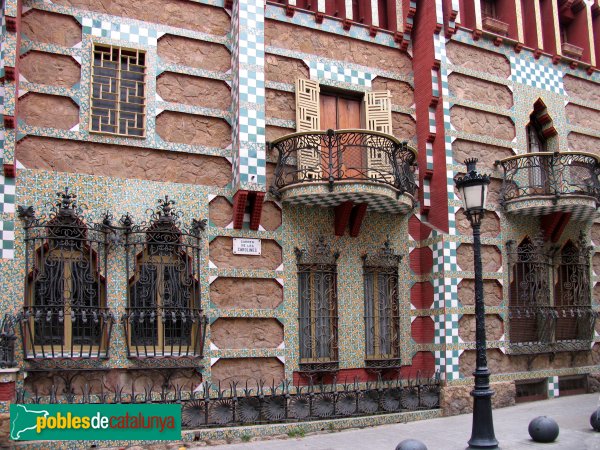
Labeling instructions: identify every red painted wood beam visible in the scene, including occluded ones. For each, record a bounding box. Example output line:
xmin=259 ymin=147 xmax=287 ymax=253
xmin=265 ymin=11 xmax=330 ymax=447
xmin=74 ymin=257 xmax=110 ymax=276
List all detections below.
xmin=248 ymin=191 xmax=265 ymax=231
xmin=349 ymin=203 xmax=368 ymax=237
xmin=540 ymin=211 xmax=571 ymax=242
xmin=232 ymin=190 xmax=249 ymax=230
xmin=551 ymin=212 xmax=571 ymax=243
xmin=334 ymin=201 xmax=353 ymax=236
xmin=3 ymin=0 xmax=22 ymax=178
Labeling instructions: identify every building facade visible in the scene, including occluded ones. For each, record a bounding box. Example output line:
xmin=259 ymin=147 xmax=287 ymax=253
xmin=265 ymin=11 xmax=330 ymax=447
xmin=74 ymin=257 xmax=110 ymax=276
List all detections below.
xmin=0 ymin=0 xmax=599 ymax=443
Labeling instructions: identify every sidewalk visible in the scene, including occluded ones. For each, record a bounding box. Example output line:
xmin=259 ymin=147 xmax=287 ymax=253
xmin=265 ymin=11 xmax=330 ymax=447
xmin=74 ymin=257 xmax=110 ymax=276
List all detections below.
xmin=202 ymin=393 xmax=600 ymax=450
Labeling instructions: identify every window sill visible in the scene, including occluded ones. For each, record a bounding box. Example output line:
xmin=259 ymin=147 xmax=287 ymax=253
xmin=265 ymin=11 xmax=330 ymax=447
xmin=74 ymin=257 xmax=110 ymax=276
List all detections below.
xmin=298 ymin=361 xmax=339 ymax=374
xmin=365 ymin=358 xmax=402 ymax=369
xmin=507 ymin=340 xmax=592 ymax=355
xmin=126 ymin=353 xmax=203 ymax=359
xmin=482 ymin=16 xmax=509 ymax=36
xmin=25 ymin=353 xmax=109 ymax=360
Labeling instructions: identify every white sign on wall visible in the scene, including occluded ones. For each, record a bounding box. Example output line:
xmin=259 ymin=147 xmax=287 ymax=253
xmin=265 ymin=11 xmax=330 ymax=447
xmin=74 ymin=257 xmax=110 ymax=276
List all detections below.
xmin=233 ymin=238 xmax=261 ymax=255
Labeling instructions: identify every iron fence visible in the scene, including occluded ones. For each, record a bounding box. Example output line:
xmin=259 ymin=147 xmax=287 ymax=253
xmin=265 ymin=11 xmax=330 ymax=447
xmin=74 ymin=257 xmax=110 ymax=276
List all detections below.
xmin=496 ymin=152 xmax=600 ymax=206
xmin=15 ymin=373 xmax=441 ymax=429
xmin=269 ymin=129 xmax=417 ymax=197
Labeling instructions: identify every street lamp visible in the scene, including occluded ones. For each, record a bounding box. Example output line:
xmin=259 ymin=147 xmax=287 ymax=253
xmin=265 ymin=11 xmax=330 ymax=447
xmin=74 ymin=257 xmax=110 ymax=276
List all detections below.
xmin=454 ymin=158 xmax=498 ymax=449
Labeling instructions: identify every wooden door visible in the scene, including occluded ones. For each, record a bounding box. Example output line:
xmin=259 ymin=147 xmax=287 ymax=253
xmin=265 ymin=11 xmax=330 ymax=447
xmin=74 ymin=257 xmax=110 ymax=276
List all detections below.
xmin=320 ymin=94 xmax=363 ymax=179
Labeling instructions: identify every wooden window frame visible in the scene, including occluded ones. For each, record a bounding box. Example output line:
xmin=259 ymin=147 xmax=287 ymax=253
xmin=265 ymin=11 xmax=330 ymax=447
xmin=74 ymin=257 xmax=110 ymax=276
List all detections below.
xmin=90 ymin=44 xmax=147 ymax=138
xmin=363 ymin=266 xmax=400 ymax=361
xmin=127 ymin=251 xmax=200 ymax=357
xmin=26 ymin=246 xmax=107 ymax=358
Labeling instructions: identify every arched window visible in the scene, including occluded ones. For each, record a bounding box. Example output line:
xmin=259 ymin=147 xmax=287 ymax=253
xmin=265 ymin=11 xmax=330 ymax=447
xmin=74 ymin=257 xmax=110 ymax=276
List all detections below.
xmin=121 ymin=197 xmax=206 ymax=359
xmin=363 ymin=240 xmax=401 ymax=369
xmin=526 ymin=112 xmax=546 ymax=154
xmin=18 ymin=188 xmax=114 ymax=359
xmin=296 ymin=237 xmax=339 ymax=373
xmin=526 ymin=111 xmax=549 ymax=194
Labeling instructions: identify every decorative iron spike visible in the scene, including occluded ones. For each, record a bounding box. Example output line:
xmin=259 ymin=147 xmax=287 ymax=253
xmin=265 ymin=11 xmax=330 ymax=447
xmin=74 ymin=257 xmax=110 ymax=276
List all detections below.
xmin=57 ymin=187 xmax=77 ymax=210
xmin=120 ymin=213 xmax=134 ymax=228
xmin=157 ymin=195 xmax=176 ymax=219
xmin=17 ymin=205 xmax=35 ymax=221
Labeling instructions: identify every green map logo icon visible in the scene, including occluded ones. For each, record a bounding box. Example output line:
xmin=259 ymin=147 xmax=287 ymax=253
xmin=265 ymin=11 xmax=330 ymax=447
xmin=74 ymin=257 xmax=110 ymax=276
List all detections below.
xmin=9 ymin=404 xmax=181 ymax=441
xmin=10 ymin=405 xmax=49 ymax=440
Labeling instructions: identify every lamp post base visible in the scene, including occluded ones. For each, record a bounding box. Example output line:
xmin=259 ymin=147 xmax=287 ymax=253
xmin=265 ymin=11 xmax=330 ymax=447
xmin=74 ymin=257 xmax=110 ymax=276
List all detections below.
xmin=468 ymin=386 xmax=499 ymax=449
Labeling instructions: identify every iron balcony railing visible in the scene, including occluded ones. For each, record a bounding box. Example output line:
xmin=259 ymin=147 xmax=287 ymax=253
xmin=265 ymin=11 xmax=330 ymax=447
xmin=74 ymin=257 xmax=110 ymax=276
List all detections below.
xmin=122 ymin=306 xmax=207 ymax=358
xmin=496 ymin=152 xmax=600 ymax=206
xmin=18 ymin=306 xmax=115 ymax=359
xmin=269 ymin=129 xmax=417 ymax=197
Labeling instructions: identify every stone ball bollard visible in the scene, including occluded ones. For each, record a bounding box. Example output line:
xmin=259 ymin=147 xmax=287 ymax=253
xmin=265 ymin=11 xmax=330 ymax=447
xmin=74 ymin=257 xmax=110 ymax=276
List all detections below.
xmin=528 ymin=416 xmax=559 ymax=443
xmin=590 ymin=409 xmax=600 ymax=431
xmin=395 ymin=439 xmax=428 ymax=450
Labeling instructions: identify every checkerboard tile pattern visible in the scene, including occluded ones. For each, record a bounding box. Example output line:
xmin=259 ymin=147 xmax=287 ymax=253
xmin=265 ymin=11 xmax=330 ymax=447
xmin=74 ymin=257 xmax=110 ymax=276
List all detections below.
xmin=309 ymin=61 xmax=373 ymax=88
xmin=0 ymin=123 xmax=15 ymax=260
xmin=504 ymin=201 xmax=597 ymax=222
xmin=548 ymin=376 xmax=559 ymax=398
xmin=0 ymin=220 xmax=14 ymax=260
xmin=0 ymin=174 xmax=15 ymax=214
xmin=80 ymin=17 xmax=159 ymax=46
xmin=422 ymin=178 xmax=431 ymax=207
xmin=431 ymin=32 xmax=466 ymax=382
xmin=428 ymin=107 xmax=436 ymax=134
xmin=431 ymin=69 xmax=440 ymax=98
xmin=282 ymin=188 xmax=413 ymax=214
xmin=232 ymin=0 xmax=267 ymax=191
xmin=426 ymin=141 xmax=434 ymax=171
xmin=510 ymin=55 xmax=564 ymax=95
xmin=238 ymin=143 xmax=267 ymax=185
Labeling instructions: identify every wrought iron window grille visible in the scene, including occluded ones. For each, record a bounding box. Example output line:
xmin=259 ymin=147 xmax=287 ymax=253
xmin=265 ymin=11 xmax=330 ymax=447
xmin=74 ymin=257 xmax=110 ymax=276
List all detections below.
xmin=0 ymin=314 xmax=17 ymax=368
xmin=120 ymin=196 xmax=207 ymax=360
xmin=495 ymin=152 xmax=600 ymax=207
xmin=15 ymin=373 xmax=440 ymax=428
xmin=90 ymin=44 xmax=146 ymax=137
xmin=269 ymin=130 xmax=417 ymax=199
xmin=506 ymin=231 xmax=596 ymax=354
xmin=17 ymin=188 xmax=116 ymax=362
xmin=362 ymin=240 xmax=402 ymax=370
xmin=296 ymin=237 xmax=340 ymax=374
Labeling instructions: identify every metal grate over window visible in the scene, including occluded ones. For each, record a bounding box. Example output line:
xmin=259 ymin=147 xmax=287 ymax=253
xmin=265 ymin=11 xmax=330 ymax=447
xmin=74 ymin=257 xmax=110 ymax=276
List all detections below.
xmin=507 ymin=231 xmax=596 ymax=354
xmin=17 ymin=188 xmax=115 ymax=360
xmin=363 ymin=240 xmax=402 ymax=370
xmin=91 ymin=45 xmax=146 ymax=137
xmin=121 ymin=197 xmax=207 ymax=359
xmin=296 ymin=237 xmax=339 ymax=374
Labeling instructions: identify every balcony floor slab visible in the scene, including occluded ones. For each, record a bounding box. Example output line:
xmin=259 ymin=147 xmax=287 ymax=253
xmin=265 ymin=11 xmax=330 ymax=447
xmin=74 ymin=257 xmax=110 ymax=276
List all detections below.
xmin=278 ymin=181 xmax=415 ymax=214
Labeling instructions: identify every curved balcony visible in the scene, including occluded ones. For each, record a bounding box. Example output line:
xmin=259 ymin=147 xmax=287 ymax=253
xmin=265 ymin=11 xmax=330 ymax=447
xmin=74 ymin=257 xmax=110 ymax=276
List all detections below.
xmin=496 ymin=152 xmax=600 ymax=220
xmin=269 ymin=129 xmax=417 ymax=214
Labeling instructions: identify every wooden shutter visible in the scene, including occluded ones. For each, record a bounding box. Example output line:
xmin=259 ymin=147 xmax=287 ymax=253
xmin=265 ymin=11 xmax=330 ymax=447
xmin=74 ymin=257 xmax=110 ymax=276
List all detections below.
xmin=295 ymin=78 xmax=321 ymax=180
xmin=365 ymin=90 xmax=393 ymax=181
xmin=296 ymin=78 xmax=320 ymax=132
xmin=365 ymin=90 xmax=392 ymax=134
